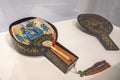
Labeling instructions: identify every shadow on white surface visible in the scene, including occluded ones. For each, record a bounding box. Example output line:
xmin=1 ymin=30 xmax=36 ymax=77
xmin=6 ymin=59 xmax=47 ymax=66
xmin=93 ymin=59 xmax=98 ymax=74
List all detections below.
xmin=5 ymin=32 xmax=14 ymax=49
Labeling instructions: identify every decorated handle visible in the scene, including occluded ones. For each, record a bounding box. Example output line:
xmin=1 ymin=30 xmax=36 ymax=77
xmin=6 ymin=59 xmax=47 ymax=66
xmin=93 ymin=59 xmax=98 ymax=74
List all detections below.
xmin=49 ymin=42 xmax=78 ymax=64
xmin=97 ymin=33 xmax=119 ymax=50
xmin=44 ymin=42 xmax=78 ymax=73
xmin=50 ymin=46 xmax=71 ymax=61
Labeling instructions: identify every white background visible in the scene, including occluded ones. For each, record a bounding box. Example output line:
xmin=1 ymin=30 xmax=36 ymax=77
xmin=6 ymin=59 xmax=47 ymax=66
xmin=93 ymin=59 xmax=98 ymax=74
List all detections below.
xmin=0 ymin=0 xmax=120 ymax=32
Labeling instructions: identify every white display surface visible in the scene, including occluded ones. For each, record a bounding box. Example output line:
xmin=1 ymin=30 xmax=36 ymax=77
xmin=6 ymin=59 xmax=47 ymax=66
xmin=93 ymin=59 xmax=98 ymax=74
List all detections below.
xmin=0 ymin=19 xmax=120 ymax=80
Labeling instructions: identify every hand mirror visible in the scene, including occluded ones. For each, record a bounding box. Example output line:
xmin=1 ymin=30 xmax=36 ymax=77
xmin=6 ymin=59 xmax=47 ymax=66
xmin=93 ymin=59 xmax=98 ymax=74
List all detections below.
xmin=77 ymin=14 xmax=119 ymax=50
